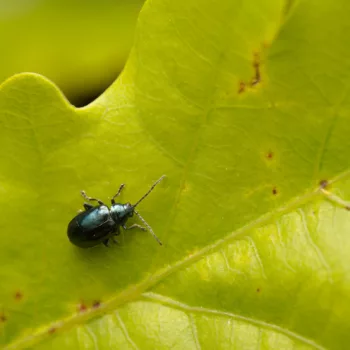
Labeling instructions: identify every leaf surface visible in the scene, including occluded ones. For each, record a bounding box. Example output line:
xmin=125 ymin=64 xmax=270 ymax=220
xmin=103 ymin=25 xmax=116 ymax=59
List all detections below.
xmin=0 ymin=0 xmax=350 ymax=349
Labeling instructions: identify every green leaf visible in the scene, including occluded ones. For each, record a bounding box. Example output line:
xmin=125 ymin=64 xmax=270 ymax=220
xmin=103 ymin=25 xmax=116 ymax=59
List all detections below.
xmin=1 ymin=0 xmax=350 ymax=349
xmin=0 ymin=0 xmax=144 ymax=103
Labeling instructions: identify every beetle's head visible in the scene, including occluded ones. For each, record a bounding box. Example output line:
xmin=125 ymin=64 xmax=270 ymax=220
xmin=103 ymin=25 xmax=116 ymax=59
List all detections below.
xmin=124 ymin=202 xmax=134 ymax=217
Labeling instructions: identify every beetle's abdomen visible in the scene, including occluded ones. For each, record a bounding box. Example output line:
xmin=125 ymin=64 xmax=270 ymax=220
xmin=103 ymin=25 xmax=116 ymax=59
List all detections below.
xmin=67 ymin=206 xmax=116 ymax=248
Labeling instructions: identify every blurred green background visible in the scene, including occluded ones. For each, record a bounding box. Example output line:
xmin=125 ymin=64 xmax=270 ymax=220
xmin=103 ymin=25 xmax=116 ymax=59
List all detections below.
xmin=0 ymin=0 xmax=144 ymax=106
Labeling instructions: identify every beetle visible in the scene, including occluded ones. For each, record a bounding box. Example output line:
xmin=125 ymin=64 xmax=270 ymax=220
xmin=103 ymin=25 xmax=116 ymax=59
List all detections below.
xmin=67 ymin=175 xmax=165 ymax=248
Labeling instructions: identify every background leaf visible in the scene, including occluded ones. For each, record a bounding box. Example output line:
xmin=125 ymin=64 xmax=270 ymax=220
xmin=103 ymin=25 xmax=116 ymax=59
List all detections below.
xmin=1 ymin=0 xmax=350 ymax=349
xmin=0 ymin=0 xmax=144 ymax=105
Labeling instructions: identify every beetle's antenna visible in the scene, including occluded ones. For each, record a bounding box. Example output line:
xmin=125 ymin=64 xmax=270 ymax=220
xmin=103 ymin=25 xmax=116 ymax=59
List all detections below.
xmin=133 ymin=175 xmax=165 ymax=208
xmin=134 ymin=210 xmax=162 ymax=245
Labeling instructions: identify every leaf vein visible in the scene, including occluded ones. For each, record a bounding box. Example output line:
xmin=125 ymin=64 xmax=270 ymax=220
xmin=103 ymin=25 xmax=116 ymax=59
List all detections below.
xmin=114 ymin=311 xmax=140 ymax=350
xmin=142 ymin=292 xmax=326 ymax=350
xmin=189 ymin=314 xmax=202 ymax=350
xmin=298 ymin=208 xmax=333 ymax=284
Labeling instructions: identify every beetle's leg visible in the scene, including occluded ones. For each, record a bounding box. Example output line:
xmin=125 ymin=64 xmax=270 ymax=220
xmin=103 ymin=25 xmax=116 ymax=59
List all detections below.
xmin=111 ymin=184 xmax=125 ymax=204
xmin=114 ymin=226 xmax=121 ymax=236
xmin=111 ymin=226 xmax=120 ymax=245
xmin=112 ymin=237 xmax=120 ymax=245
xmin=83 ymin=203 xmax=94 ymax=211
xmin=112 ymin=227 xmax=120 ymax=244
xmin=122 ymin=224 xmax=147 ymax=232
xmin=103 ymin=239 xmax=110 ymax=247
xmin=81 ymin=191 xmax=105 ymax=206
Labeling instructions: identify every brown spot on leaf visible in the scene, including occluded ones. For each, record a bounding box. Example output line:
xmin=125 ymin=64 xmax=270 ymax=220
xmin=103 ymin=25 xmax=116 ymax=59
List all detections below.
xmin=272 ymin=187 xmax=278 ymax=195
xmin=256 ymin=288 xmax=261 ymax=293
xmin=346 ymin=206 xmax=350 ymax=211
xmin=251 ymin=53 xmax=261 ymax=86
xmin=266 ymin=151 xmax=274 ymax=159
xmin=238 ymin=51 xmax=263 ymax=94
xmin=14 ymin=291 xmax=23 ymax=301
xmin=0 ymin=314 xmax=6 ymax=323
xmin=92 ymin=300 xmax=101 ymax=309
xmin=319 ymin=179 xmax=328 ymax=188
xmin=78 ymin=302 xmax=87 ymax=313
xmin=48 ymin=327 xmax=56 ymax=334
xmin=238 ymin=81 xmax=246 ymax=93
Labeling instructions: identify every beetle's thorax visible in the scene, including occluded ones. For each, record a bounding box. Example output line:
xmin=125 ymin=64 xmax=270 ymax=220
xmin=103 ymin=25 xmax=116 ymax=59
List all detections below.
xmin=110 ymin=202 xmax=134 ymax=224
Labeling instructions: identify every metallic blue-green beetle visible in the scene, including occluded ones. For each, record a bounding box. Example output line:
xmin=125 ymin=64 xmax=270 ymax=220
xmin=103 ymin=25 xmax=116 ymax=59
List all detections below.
xmin=67 ymin=176 xmax=164 ymax=248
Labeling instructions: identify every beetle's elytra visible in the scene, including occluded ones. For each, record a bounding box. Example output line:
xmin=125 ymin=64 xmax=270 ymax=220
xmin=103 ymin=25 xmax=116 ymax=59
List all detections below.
xmin=67 ymin=175 xmax=165 ymax=248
